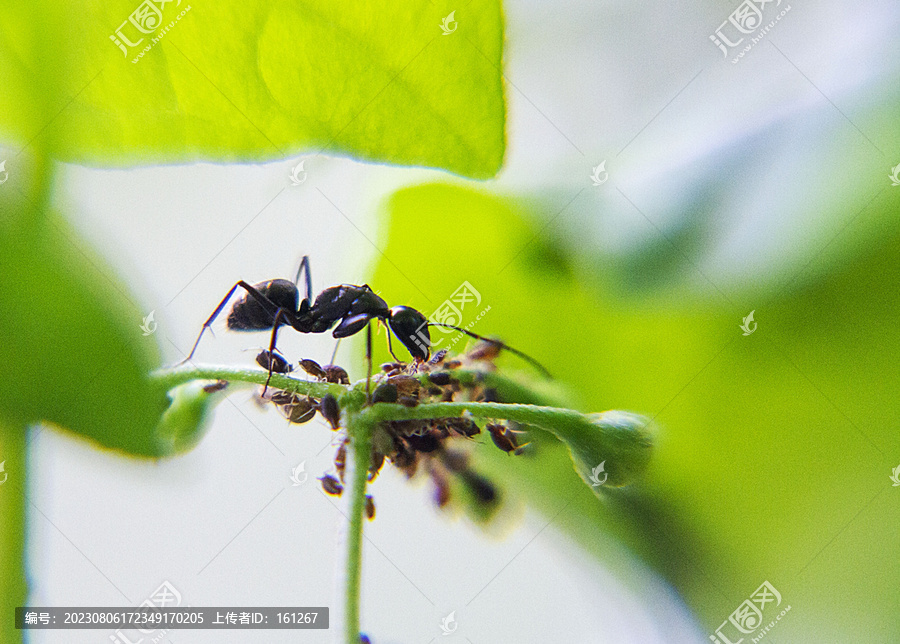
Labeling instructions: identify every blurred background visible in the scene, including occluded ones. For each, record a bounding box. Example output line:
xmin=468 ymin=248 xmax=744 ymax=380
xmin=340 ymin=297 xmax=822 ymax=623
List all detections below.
xmin=3 ymin=0 xmax=899 ymax=642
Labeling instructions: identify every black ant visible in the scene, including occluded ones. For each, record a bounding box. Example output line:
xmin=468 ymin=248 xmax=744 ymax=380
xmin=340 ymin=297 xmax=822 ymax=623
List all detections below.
xmin=179 ymin=256 xmax=550 ymax=394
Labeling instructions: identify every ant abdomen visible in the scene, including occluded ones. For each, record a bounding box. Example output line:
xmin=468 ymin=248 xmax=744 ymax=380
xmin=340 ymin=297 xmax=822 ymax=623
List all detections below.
xmin=227 ymin=279 xmax=299 ymax=331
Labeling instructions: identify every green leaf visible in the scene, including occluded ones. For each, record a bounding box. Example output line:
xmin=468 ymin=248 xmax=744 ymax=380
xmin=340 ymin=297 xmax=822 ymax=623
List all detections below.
xmin=367 ymin=180 xmax=900 ymax=639
xmin=0 ymin=0 xmax=505 ymax=178
xmin=0 ymin=183 xmax=171 ymax=456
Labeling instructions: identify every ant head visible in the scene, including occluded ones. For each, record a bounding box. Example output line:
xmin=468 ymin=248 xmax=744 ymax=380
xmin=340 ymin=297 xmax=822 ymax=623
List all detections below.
xmin=388 ymin=306 xmax=430 ymax=361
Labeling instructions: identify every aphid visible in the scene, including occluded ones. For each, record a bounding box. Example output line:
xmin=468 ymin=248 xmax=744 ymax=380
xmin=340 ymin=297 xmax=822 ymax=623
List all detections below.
xmin=431 ymin=470 xmax=451 ymax=508
xmin=319 ymin=394 xmax=340 ymax=429
xmin=487 ymin=423 xmax=518 ymax=453
xmin=299 ymin=358 xmax=326 ymax=380
xmin=467 ymin=340 xmax=502 ymax=362
xmin=269 ymin=390 xmax=298 ymax=405
xmin=389 ymin=437 xmax=417 ymax=472
xmin=335 ymin=442 xmax=347 ymax=482
xmin=372 ymin=383 xmax=398 ymax=404
xmin=405 ymin=431 xmax=441 ymax=453
xmin=281 ymin=397 xmax=316 ymax=424
xmin=388 ymin=375 xmax=420 ymax=398
xmin=179 ymin=256 xmax=550 ymax=393
xmin=447 ymin=418 xmax=480 ymax=438
xmin=323 ymin=364 xmax=350 ymax=385
xmin=368 ymin=451 xmax=385 ymax=481
xmin=427 ymin=371 xmax=453 ymax=386
xmin=256 ymin=349 xmax=292 ymax=374
xmin=319 ymin=474 xmax=343 ymax=496
xmin=364 ymin=495 xmax=376 ymax=521
xmin=202 ymin=380 xmax=229 ymax=393
xmin=398 ymin=395 xmax=419 ymax=408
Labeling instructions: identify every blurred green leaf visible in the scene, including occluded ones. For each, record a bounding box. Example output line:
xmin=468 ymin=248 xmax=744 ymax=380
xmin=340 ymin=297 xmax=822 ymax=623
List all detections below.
xmin=0 ymin=0 xmax=505 ymax=178
xmin=367 ymin=181 xmax=900 ymax=639
xmin=0 ymin=185 xmax=173 ymax=456
xmin=0 ymin=422 xmax=26 ymax=643
xmin=154 ymin=380 xmax=232 ymax=454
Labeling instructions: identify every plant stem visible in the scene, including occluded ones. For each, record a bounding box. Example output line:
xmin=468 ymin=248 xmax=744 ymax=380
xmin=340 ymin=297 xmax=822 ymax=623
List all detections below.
xmin=343 ymin=412 xmax=373 ymax=644
xmin=0 ymin=419 xmax=27 ymax=644
xmin=151 ymin=365 xmax=348 ymax=400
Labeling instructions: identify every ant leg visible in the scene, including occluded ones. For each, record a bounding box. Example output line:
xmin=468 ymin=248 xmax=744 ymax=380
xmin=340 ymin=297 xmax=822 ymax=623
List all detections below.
xmin=293 ymin=255 xmax=313 ymax=308
xmin=262 ymin=309 xmax=287 ymax=396
xmin=427 ymin=323 xmax=552 ymax=378
xmin=178 ymin=282 xmax=246 ymax=365
xmin=330 ymin=337 xmax=342 ymax=365
xmin=365 ymin=321 xmax=373 ymax=405
xmin=179 ymin=280 xmax=295 ymax=365
xmin=384 ymin=323 xmax=401 ymax=362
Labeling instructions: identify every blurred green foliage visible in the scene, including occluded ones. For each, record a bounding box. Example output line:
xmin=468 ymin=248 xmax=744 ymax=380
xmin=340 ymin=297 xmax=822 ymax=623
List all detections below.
xmin=0 ymin=0 xmax=505 ymax=177
xmin=367 ymin=181 xmax=900 ymax=640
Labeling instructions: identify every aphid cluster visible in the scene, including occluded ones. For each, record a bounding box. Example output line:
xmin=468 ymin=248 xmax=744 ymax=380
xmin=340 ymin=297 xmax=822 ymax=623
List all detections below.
xmin=258 ymin=343 xmax=529 ymax=520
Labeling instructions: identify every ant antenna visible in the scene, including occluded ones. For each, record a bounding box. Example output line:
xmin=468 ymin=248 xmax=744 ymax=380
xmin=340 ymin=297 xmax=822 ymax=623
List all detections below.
xmin=427 ymin=323 xmax=552 ymax=379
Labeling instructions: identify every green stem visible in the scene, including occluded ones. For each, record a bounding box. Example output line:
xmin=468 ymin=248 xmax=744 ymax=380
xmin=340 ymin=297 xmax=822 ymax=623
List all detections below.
xmin=365 ymin=400 xmax=592 ymax=435
xmin=0 ymin=419 xmax=27 ymax=644
xmin=151 ymin=365 xmax=348 ymax=400
xmin=343 ymin=412 xmax=373 ymax=644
